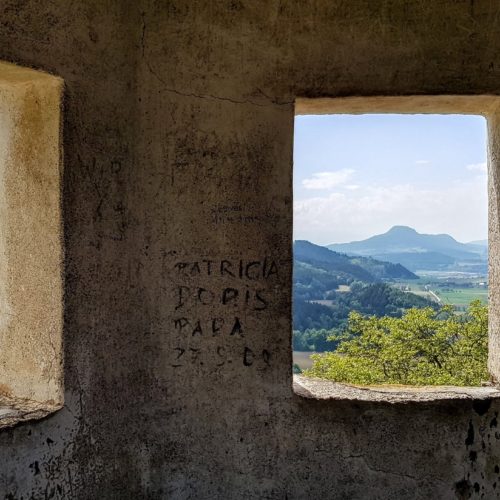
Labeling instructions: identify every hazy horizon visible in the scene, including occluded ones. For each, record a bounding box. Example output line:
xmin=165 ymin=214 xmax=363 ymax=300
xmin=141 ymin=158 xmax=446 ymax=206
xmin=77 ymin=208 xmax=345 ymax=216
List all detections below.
xmin=294 ymin=224 xmax=488 ymax=248
xmin=294 ymin=114 xmax=488 ymax=245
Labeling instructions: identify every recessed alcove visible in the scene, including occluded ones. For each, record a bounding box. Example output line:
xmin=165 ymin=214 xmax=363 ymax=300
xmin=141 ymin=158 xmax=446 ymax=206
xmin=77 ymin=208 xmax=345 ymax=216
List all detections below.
xmin=293 ymin=95 xmax=500 ymax=401
xmin=0 ymin=61 xmax=63 ymax=427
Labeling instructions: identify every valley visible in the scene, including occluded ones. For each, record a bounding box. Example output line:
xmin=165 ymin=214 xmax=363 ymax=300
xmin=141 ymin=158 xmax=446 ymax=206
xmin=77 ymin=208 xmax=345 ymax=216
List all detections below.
xmin=292 ymin=227 xmax=488 ymax=371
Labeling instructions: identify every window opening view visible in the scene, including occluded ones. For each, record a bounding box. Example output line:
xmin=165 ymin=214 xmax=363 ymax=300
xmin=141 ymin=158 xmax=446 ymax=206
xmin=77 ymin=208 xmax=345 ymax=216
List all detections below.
xmin=293 ymin=113 xmax=488 ymax=387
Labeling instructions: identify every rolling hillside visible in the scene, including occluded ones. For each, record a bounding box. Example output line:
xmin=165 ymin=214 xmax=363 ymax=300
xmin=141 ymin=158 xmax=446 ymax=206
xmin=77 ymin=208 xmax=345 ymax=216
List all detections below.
xmin=293 ymin=239 xmax=438 ymax=351
xmin=294 ymin=240 xmax=418 ymax=282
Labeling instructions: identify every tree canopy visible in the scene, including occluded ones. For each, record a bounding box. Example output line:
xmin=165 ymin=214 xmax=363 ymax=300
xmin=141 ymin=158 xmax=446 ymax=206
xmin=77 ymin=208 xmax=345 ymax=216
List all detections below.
xmin=293 ymin=282 xmax=437 ymax=342
xmin=306 ymin=300 xmax=488 ymax=386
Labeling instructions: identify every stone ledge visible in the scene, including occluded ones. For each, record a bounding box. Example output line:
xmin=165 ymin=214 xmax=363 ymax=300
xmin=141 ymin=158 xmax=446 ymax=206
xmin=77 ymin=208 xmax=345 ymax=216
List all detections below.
xmin=293 ymin=375 xmax=500 ymax=403
xmin=0 ymin=394 xmax=62 ymax=429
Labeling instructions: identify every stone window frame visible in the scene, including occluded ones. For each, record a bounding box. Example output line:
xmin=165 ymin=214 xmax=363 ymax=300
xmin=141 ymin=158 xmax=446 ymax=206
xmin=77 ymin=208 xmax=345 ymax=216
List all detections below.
xmin=0 ymin=61 xmax=63 ymax=428
xmin=293 ymin=96 xmax=500 ymax=403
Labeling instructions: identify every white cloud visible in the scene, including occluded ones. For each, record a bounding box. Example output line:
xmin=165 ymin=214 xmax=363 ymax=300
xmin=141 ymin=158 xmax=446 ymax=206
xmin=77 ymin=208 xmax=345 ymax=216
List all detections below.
xmin=302 ymin=169 xmax=354 ymax=190
xmin=466 ymin=162 xmax=487 ymax=173
xmin=415 ymin=160 xmax=430 ymax=165
xmin=294 ymin=177 xmax=487 ymax=245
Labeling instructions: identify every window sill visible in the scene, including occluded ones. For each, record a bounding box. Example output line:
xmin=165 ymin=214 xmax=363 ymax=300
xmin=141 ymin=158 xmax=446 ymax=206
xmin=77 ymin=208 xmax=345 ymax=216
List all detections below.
xmin=293 ymin=375 xmax=500 ymax=403
xmin=0 ymin=394 xmax=62 ymax=429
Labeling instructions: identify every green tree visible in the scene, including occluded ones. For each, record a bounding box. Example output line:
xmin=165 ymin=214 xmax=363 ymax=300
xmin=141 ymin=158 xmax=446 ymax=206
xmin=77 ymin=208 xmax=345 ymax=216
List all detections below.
xmin=306 ymin=300 xmax=488 ymax=386
xmin=292 ymin=328 xmax=339 ymax=352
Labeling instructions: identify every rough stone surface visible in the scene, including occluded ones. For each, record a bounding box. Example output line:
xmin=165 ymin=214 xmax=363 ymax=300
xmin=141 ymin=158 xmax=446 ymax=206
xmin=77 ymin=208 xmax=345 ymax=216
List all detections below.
xmin=2 ymin=1 xmax=500 ymax=498
xmin=294 ymin=376 xmax=500 ymax=403
xmin=0 ymin=62 xmax=63 ymax=408
xmin=0 ymin=395 xmax=61 ymax=429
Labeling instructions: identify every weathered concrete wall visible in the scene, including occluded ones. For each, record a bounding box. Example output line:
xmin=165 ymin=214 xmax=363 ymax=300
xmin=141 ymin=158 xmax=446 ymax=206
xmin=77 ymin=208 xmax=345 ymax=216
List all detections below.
xmin=0 ymin=62 xmax=63 ymax=408
xmin=1 ymin=1 xmax=500 ymax=498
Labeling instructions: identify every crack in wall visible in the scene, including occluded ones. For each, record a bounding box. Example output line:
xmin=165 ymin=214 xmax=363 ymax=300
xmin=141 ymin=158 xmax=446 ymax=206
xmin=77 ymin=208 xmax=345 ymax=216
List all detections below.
xmin=140 ymin=13 xmax=293 ymax=109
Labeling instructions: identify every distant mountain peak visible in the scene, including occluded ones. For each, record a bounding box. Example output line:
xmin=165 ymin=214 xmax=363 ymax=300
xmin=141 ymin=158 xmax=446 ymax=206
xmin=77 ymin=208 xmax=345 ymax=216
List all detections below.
xmin=327 ymin=225 xmax=487 ymax=272
xmin=387 ymin=225 xmax=417 ymax=234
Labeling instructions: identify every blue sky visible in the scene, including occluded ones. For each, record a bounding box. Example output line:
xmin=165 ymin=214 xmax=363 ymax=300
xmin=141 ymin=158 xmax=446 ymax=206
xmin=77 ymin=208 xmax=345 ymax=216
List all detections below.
xmin=294 ymin=114 xmax=488 ymax=245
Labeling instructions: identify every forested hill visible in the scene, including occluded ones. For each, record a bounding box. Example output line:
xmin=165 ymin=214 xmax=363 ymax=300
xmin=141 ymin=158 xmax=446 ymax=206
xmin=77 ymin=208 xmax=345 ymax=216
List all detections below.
xmin=293 ymin=282 xmax=437 ymax=333
xmin=293 ymin=240 xmax=434 ymax=353
xmin=294 ymin=240 xmax=418 ymax=282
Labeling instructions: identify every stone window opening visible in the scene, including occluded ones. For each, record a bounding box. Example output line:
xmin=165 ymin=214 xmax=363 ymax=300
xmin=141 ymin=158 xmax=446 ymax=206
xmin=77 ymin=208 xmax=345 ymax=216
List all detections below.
xmin=0 ymin=61 xmax=63 ymax=428
xmin=293 ymin=96 xmax=500 ymax=403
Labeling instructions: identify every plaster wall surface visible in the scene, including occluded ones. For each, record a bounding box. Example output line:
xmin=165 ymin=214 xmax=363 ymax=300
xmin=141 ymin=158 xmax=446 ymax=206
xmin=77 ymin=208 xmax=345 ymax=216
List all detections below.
xmin=1 ymin=1 xmax=500 ymax=498
xmin=0 ymin=62 xmax=63 ymax=409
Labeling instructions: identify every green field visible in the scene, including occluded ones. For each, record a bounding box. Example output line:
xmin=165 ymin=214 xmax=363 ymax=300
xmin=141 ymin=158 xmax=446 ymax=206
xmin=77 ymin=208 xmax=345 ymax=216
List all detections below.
xmin=391 ymin=273 xmax=488 ymax=309
xmin=435 ymin=288 xmax=488 ymax=306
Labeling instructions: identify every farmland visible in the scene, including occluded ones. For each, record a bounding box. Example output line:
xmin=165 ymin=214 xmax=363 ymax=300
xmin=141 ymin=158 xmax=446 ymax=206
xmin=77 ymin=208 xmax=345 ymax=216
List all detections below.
xmin=434 ymin=287 xmax=487 ymax=307
xmin=392 ymin=271 xmax=488 ymax=310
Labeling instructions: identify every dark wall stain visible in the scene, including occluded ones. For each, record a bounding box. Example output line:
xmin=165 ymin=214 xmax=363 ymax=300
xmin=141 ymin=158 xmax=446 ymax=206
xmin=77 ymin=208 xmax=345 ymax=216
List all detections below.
xmin=455 ymin=479 xmax=472 ymax=499
xmin=473 ymin=399 xmax=491 ymax=416
xmin=29 ymin=460 xmax=40 ymax=476
xmin=491 ymin=414 xmax=498 ymax=429
xmin=466 ymin=420 xmax=475 ymax=447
